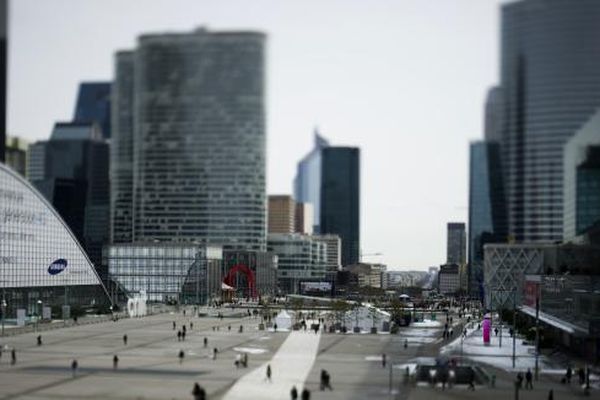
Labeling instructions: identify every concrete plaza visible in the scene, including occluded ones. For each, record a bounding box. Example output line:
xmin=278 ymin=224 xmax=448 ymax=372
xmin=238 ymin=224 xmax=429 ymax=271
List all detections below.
xmin=0 ymin=310 xmax=595 ymax=400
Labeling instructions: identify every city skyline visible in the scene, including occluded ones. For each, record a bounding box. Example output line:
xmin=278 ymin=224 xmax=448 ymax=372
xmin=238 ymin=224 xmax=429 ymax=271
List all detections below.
xmin=7 ymin=0 xmax=504 ymax=269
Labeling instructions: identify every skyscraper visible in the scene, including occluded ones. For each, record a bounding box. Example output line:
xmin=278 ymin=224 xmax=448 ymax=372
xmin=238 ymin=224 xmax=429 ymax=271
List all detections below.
xmin=28 ymin=122 xmax=109 ymax=270
xmin=500 ymin=0 xmax=600 ymax=242
xmin=0 ymin=0 xmax=7 ymax=163
xmin=73 ymin=82 xmax=111 ymax=139
xmin=111 ymin=28 xmax=266 ymax=251
xmin=268 ymin=195 xmax=295 ymax=234
xmin=293 ymin=131 xmax=329 ymax=232
xmin=563 ymin=109 xmax=600 ymax=241
xmin=468 ymin=141 xmax=506 ymax=297
xmin=321 ymin=147 xmax=360 ymax=266
xmin=446 ymin=222 xmax=466 ymax=265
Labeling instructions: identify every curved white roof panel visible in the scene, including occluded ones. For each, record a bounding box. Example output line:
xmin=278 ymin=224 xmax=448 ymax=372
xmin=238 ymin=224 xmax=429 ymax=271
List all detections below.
xmin=0 ymin=163 xmax=106 ymax=289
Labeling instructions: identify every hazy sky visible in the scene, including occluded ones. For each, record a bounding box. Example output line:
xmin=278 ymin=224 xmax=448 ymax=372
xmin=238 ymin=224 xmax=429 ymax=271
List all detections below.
xmin=8 ymin=0 xmax=504 ymax=270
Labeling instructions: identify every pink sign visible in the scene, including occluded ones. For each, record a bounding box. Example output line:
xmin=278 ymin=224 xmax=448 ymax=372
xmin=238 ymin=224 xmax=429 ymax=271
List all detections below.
xmin=482 ymin=317 xmax=491 ymax=344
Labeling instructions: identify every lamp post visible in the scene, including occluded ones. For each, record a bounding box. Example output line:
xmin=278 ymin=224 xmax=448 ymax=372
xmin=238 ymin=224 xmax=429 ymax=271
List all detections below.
xmin=1 ymin=298 xmax=6 ymax=337
xmin=36 ymin=299 xmax=42 ymax=332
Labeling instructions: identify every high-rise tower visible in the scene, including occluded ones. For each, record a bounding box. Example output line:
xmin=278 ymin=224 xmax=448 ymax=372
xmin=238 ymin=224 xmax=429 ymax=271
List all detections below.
xmin=111 ymin=28 xmax=267 ymax=251
xmin=500 ymin=0 xmax=600 ymax=242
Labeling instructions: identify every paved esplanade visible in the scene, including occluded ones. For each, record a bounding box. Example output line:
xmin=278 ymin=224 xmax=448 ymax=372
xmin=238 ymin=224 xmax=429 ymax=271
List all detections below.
xmin=223 ymin=329 xmax=320 ymax=399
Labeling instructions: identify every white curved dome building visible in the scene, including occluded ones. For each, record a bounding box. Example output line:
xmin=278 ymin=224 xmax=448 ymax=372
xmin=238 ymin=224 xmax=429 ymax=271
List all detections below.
xmin=0 ymin=163 xmax=110 ymax=316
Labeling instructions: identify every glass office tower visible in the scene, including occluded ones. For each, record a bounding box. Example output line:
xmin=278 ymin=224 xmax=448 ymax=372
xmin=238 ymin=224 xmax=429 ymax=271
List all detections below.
xmin=320 ymin=147 xmax=360 ymax=266
xmin=111 ymin=28 xmax=266 ymax=251
xmin=468 ymin=141 xmax=507 ymax=298
xmin=500 ymin=0 xmax=600 ymax=242
xmin=73 ymin=82 xmax=111 ymax=139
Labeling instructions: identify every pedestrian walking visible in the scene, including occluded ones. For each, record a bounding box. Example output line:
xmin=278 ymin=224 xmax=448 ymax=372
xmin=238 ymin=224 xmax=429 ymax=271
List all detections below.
xmin=192 ymin=383 xmax=206 ymax=400
xmin=548 ymin=389 xmax=554 ymax=400
xmin=182 ymin=324 xmax=187 ymax=334
xmin=123 ymin=334 xmax=128 ymax=345
xmin=467 ymin=368 xmax=475 ymax=390
xmin=190 ymin=322 xmax=193 ymax=330
xmin=37 ymin=335 xmax=42 ymax=346
xmin=301 ymin=388 xmax=310 ymax=400
xmin=382 ymin=353 xmax=387 ymax=368
xmin=494 ymin=327 xmax=498 ymax=337
xmin=320 ymin=369 xmax=332 ymax=390
xmin=290 ymin=385 xmax=298 ymax=400
xmin=11 ymin=348 xmax=16 ymax=365
xmin=213 ymin=347 xmax=218 ymax=360
xmin=404 ymin=339 xmax=408 ymax=349
xmin=177 ymin=330 xmax=182 ymax=341
xmin=578 ymin=367 xmax=585 ymax=385
xmin=228 ymin=325 xmax=231 ymax=331
xmin=566 ymin=365 xmax=572 ymax=384
xmin=173 ymin=321 xmax=176 ymax=330
xmin=178 ymin=349 xmax=185 ymax=364
xmin=235 ymin=353 xmax=242 ymax=368
xmin=113 ymin=355 xmax=119 ymax=369
xmin=71 ymin=359 xmax=78 ymax=377
xmin=274 ymin=323 xmax=278 ymax=332
xmin=242 ymin=352 xmax=248 ymax=368
xmin=239 ymin=325 xmax=243 ymax=333
xmin=182 ymin=330 xmax=186 ymax=341
xmin=525 ymin=369 xmax=533 ymax=390
xmin=265 ymin=364 xmax=272 ymax=382
xmin=203 ymin=337 xmax=208 ymax=348
xmin=516 ymin=372 xmax=524 ymax=389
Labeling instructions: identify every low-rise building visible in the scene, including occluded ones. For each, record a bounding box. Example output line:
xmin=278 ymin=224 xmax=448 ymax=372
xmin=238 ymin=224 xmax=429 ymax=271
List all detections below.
xmin=343 ymin=263 xmax=387 ymax=288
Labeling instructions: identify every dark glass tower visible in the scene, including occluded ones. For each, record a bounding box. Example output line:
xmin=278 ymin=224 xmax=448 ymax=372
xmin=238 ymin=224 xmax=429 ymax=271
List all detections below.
xmin=320 ymin=147 xmax=360 ymax=266
xmin=0 ymin=0 xmax=7 ymax=163
xmin=468 ymin=141 xmax=507 ymax=298
xmin=73 ymin=82 xmax=111 ymax=139
xmin=500 ymin=0 xmax=600 ymax=242
xmin=28 ymin=122 xmax=110 ymax=272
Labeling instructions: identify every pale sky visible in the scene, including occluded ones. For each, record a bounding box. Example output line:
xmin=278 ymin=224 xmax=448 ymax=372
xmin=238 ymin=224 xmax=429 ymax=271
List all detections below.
xmin=7 ymin=0 xmax=503 ymax=270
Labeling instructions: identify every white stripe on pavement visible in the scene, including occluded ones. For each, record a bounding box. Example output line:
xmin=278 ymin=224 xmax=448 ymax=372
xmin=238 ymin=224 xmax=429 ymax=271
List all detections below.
xmin=223 ymin=330 xmax=321 ymax=400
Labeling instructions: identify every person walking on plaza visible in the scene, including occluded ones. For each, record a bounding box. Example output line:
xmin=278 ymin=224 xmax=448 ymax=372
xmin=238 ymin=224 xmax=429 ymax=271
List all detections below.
xmin=37 ymin=335 xmax=42 ymax=346
xmin=320 ymin=369 xmax=333 ymax=390
xmin=203 ymin=337 xmax=208 ymax=348
xmin=212 ymin=347 xmax=218 ymax=360
xmin=525 ymin=369 xmax=533 ymax=390
xmin=178 ymin=349 xmax=185 ymax=364
xmin=301 ymin=388 xmax=310 ymax=400
xmin=113 ymin=355 xmax=119 ymax=369
xmin=177 ymin=330 xmax=182 ymax=341
xmin=548 ymin=389 xmax=554 ymax=400
xmin=192 ymin=383 xmax=206 ymax=400
xmin=173 ymin=321 xmax=176 ymax=330
xmin=11 ymin=348 xmax=16 ymax=365
xmin=467 ymin=368 xmax=475 ymax=391
xmin=71 ymin=359 xmax=78 ymax=377
xmin=265 ymin=364 xmax=272 ymax=382
xmin=182 ymin=330 xmax=186 ymax=341
xmin=566 ymin=365 xmax=572 ymax=384
xmin=578 ymin=367 xmax=585 ymax=385
xmin=123 ymin=334 xmax=128 ymax=346
xmin=516 ymin=372 xmax=524 ymax=389
xmin=190 ymin=322 xmax=193 ymax=330
xmin=290 ymin=385 xmax=298 ymax=400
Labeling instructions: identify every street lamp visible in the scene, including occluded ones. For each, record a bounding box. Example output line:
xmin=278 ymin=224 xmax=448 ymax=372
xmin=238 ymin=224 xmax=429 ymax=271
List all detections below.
xmin=36 ymin=299 xmax=42 ymax=331
xmin=1 ymin=298 xmax=7 ymax=336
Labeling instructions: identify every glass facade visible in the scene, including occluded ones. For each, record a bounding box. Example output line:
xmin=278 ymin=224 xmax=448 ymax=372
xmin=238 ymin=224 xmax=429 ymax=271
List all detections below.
xmin=293 ymin=132 xmax=329 ymax=232
xmin=73 ymin=82 xmax=111 ymax=139
xmin=105 ymin=243 xmax=222 ymax=304
xmin=500 ymin=0 xmax=600 ymax=242
xmin=267 ymin=233 xmax=326 ymax=294
xmin=563 ymin=110 xmax=600 ymax=240
xmin=222 ymin=250 xmax=278 ymax=298
xmin=0 ymin=163 xmax=109 ymax=315
xmin=468 ymin=141 xmax=506 ymax=298
xmin=28 ymin=123 xmax=110 ymax=272
xmin=112 ymin=29 xmax=267 ymax=251
xmin=320 ymin=147 xmax=360 ymax=266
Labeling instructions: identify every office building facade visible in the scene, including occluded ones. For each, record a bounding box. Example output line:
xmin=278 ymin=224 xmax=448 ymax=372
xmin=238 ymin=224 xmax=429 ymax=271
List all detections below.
xmin=438 ymin=264 xmax=461 ymax=295
xmin=500 ymin=0 xmax=600 ymax=242
xmin=293 ymin=132 xmax=329 ymax=232
xmin=321 ymin=147 xmax=360 ymax=266
xmin=73 ymin=82 xmax=111 ymax=139
xmin=5 ymin=136 xmax=28 ymax=177
xmin=268 ymin=195 xmax=295 ymax=234
xmin=468 ymin=141 xmax=506 ymax=297
xmin=314 ymin=234 xmax=341 ymax=280
xmin=111 ymin=28 xmax=267 ymax=251
xmin=294 ymin=202 xmax=313 ymax=235
xmin=446 ymin=222 xmax=466 ymax=265
xmin=28 ymin=122 xmax=109 ymax=271
xmin=0 ymin=0 xmax=6 ymax=163
xmin=267 ymin=233 xmax=327 ymax=294
xmin=563 ymin=110 xmax=600 ymax=241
